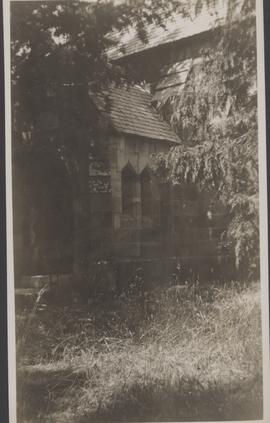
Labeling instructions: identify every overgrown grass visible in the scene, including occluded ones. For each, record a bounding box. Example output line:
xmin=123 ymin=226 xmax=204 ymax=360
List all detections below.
xmin=16 ymin=281 xmax=263 ymax=422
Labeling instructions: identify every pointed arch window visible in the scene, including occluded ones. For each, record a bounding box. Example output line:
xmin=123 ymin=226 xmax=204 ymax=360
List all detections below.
xmin=122 ymin=163 xmax=137 ymax=218
xmin=141 ymin=167 xmax=153 ymax=221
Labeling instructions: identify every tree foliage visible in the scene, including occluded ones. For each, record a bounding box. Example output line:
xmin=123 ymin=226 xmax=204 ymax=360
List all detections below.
xmin=11 ymin=0 xmax=189 ymax=188
xmin=154 ymin=0 xmax=258 ymax=275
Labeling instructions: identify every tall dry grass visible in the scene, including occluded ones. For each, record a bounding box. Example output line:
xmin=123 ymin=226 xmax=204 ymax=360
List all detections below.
xmin=17 ymin=281 xmax=263 ymax=422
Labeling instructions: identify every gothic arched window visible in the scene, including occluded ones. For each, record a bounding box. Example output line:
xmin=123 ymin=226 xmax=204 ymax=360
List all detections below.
xmin=121 ymin=163 xmax=137 ymax=218
xmin=141 ymin=167 xmax=154 ymax=221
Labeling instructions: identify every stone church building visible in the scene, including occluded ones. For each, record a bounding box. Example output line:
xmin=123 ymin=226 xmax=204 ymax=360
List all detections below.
xmin=14 ymin=1 xmax=247 ymax=288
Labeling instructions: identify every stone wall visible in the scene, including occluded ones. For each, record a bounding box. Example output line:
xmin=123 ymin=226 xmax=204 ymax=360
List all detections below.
xmin=85 ymin=132 xmax=231 ymax=283
xmin=13 ymin=128 xmax=231 ymax=287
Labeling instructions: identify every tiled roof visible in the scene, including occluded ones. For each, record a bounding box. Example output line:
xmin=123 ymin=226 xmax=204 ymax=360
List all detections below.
xmin=107 ymin=0 xmax=245 ymax=61
xmin=96 ymin=86 xmax=180 ymax=144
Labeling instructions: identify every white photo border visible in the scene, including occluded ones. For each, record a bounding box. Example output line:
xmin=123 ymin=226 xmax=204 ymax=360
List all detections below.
xmin=4 ymin=1 xmax=270 ymax=422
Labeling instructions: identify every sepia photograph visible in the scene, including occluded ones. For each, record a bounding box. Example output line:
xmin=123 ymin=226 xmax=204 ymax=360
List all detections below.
xmin=4 ymin=0 xmax=270 ymax=422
